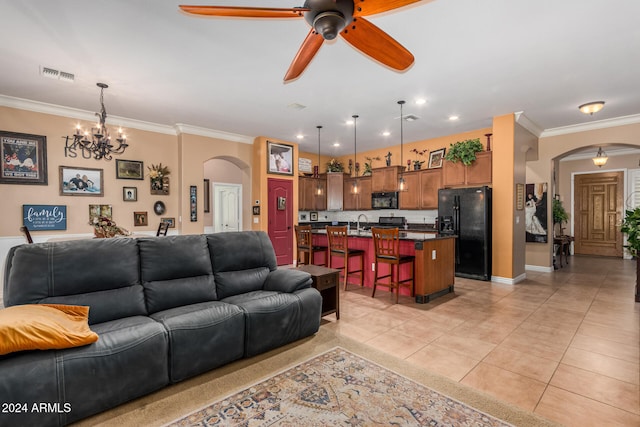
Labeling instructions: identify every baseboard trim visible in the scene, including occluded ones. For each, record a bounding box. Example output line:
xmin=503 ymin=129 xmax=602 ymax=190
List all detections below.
xmin=525 ymin=264 xmax=554 ymax=273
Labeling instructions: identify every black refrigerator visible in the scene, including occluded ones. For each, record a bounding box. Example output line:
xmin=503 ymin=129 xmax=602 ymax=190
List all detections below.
xmin=438 ymin=186 xmax=492 ymax=280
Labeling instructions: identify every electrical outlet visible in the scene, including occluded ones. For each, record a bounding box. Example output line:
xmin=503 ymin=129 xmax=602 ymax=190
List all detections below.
xmin=432 ymin=250 xmax=436 ymax=260
xmin=371 ymin=263 xmax=375 ymax=271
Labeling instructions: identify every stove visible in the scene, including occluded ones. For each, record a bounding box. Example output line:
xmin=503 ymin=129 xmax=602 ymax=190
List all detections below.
xmin=377 ymin=216 xmax=406 ymax=227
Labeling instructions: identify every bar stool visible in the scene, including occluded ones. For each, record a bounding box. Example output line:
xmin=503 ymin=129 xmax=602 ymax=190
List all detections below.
xmin=295 ymin=224 xmax=327 ymax=266
xmin=326 ymin=225 xmax=364 ymax=291
xmin=371 ymin=227 xmax=415 ymax=303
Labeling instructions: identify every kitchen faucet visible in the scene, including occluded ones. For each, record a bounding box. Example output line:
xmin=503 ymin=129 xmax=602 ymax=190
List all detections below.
xmin=357 ymin=213 xmax=369 ymax=231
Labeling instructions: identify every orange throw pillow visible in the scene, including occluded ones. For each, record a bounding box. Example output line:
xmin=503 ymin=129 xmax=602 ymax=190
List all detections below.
xmin=0 ymin=304 xmax=98 ymax=356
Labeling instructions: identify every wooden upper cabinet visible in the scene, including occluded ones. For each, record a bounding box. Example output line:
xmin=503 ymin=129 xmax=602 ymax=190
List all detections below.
xmin=442 ymin=151 xmax=492 ymax=187
xmin=326 ymin=172 xmax=347 ymax=211
xmin=298 ymin=176 xmax=327 ymax=211
xmin=398 ymin=168 xmax=442 ymax=210
xmin=343 ymin=176 xmax=372 ymax=210
xmin=419 ymin=168 xmax=442 ymax=209
xmin=399 ymin=171 xmax=420 ymax=209
xmin=371 ymin=166 xmax=405 ymax=192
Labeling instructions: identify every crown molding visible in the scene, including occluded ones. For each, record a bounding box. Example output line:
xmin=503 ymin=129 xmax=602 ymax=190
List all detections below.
xmin=174 ymin=124 xmax=254 ymax=144
xmin=0 ymin=94 xmax=253 ymax=143
xmin=514 ymin=111 xmax=543 ymax=137
xmin=540 ymin=113 xmax=640 ymax=138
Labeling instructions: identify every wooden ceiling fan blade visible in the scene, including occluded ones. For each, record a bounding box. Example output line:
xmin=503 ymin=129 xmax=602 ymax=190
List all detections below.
xmin=179 ymin=5 xmax=308 ymax=18
xmin=353 ymin=0 xmax=422 ymax=17
xmin=284 ymin=29 xmax=324 ymax=82
xmin=340 ymin=17 xmax=414 ymax=70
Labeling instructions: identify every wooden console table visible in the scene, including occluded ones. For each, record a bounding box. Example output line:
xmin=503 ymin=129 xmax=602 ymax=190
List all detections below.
xmin=296 ymin=264 xmax=340 ymax=319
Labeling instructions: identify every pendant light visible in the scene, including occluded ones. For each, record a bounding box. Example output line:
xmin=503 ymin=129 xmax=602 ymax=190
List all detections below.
xmin=315 ymin=125 xmax=324 ymax=196
xmin=397 ymin=100 xmax=408 ymax=192
xmin=351 ymin=115 xmax=360 ymax=194
xmin=592 ymin=147 xmax=608 ymax=167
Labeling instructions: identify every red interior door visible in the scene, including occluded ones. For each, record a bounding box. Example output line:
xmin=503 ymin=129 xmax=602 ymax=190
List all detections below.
xmin=268 ymin=178 xmax=293 ymax=265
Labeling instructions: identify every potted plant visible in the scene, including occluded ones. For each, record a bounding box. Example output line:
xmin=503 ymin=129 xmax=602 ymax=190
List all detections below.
xmin=326 ymin=158 xmax=344 ymax=172
xmin=620 ymin=207 xmax=640 ymax=302
xmin=444 ymin=138 xmax=483 ymax=165
xmin=410 ymin=148 xmax=427 ymax=170
xmin=553 ymin=198 xmax=569 ymax=236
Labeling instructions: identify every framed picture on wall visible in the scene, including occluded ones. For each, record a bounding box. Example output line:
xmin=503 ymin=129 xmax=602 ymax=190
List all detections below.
xmin=267 ymin=141 xmax=293 ymax=175
xmin=190 ymin=185 xmax=197 ymax=222
xmin=0 ymin=130 xmax=48 ymax=185
xmin=123 ymin=186 xmax=137 ymax=201
xmin=115 ymin=159 xmax=144 ymax=180
xmin=134 ymin=211 xmax=148 ymax=226
xmin=161 ymin=217 xmax=175 ymax=228
xmin=428 ymin=148 xmax=446 ymax=169
xmin=60 ymin=166 xmax=103 ymax=196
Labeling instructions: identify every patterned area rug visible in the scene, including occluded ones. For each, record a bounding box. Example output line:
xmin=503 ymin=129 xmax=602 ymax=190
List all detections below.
xmin=166 ymin=347 xmax=513 ymax=427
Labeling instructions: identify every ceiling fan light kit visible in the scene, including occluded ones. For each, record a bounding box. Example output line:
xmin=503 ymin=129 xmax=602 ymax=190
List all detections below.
xmin=179 ymin=0 xmax=419 ymax=82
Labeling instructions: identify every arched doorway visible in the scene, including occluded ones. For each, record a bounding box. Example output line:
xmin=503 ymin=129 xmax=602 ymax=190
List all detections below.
xmin=203 ymin=156 xmax=251 ymax=233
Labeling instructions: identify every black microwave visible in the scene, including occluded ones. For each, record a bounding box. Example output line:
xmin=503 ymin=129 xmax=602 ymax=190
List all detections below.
xmin=371 ymin=192 xmax=399 ymax=209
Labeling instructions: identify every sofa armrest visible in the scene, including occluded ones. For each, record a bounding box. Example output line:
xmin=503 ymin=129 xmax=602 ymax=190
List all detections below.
xmin=263 ymin=268 xmax=312 ymax=293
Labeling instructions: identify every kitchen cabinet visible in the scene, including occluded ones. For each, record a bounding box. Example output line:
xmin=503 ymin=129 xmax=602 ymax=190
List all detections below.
xmin=326 ymin=172 xmax=347 ymax=211
xmin=442 ymin=151 xmax=492 ymax=187
xmin=371 ymin=166 xmax=405 ymax=192
xmin=343 ymin=176 xmax=372 ymax=210
xmin=398 ymin=171 xmax=420 ymax=209
xmin=298 ymin=176 xmax=326 ymax=211
xmin=398 ymin=168 xmax=442 ymax=210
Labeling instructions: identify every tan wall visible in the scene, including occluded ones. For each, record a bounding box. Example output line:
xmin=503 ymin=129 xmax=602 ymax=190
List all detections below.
xmin=177 ymin=132 xmax=253 ymax=235
xmin=0 ymin=106 xmax=178 ymax=237
xmin=527 ymin=122 xmax=640 ymax=267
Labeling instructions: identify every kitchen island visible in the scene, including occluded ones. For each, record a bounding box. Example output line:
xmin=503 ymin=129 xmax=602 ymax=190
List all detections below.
xmin=312 ymin=229 xmax=455 ymax=303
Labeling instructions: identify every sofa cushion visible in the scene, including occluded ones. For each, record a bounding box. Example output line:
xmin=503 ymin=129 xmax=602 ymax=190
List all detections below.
xmin=58 ymin=316 xmax=169 ymax=425
xmin=151 ymin=301 xmax=245 ymax=382
xmin=139 ymin=235 xmax=217 ymax=313
xmin=4 ymin=239 xmax=145 ymax=324
xmin=222 ymin=288 xmax=322 ymax=357
xmin=0 ymin=304 xmax=98 ymax=356
xmin=207 ymin=231 xmax=277 ymax=299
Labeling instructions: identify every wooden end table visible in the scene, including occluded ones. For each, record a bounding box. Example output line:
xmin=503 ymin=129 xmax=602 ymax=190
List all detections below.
xmin=297 ymin=264 xmax=340 ymax=319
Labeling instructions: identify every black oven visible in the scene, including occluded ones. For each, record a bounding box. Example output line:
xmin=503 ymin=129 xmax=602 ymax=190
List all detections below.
xmin=371 ymin=192 xmax=399 ymax=209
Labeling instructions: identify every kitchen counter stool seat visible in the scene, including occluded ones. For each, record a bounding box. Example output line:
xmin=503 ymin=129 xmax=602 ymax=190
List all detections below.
xmin=326 ymin=226 xmax=364 ymax=291
xmin=371 ymin=227 xmax=415 ymax=303
xmin=295 ymin=224 xmax=328 ymax=266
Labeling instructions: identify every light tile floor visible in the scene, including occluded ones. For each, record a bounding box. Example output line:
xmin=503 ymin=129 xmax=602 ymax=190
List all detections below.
xmin=321 ymin=255 xmax=640 ymax=427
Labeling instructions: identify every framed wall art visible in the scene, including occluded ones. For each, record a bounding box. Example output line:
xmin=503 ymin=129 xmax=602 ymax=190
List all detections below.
xmin=203 ymin=179 xmax=210 ymax=213
xmin=123 ymin=186 xmax=137 ymax=201
xmin=134 ymin=211 xmax=148 ymax=226
xmin=267 ymin=141 xmax=293 ymax=176
xmin=89 ymin=204 xmax=112 ymax=223
xmin=190 ymin=185 xmax=197 ymax=222
xmin=22 ymin=204 xmax=67 ymax=231
xmin=115 ymin=159 xmax=144 ymax=180
xmin=0 ymin=130 xmax=48 ymax=185
xmin=60 ymin=166 xmax=103 ymax=196
xmin=525 ymin=182 xmax=548 ymax=243
xmin=161 ymin=217 xmax=175 ymax=228
xmin=428 ymin=148 xmax=446 ymax=169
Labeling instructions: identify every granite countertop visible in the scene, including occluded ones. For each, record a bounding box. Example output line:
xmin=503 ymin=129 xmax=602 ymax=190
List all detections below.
xmin=312 ymin=229 xmax=454 ymax=242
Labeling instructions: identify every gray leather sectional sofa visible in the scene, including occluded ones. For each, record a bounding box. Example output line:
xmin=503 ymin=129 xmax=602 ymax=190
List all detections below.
xmin=1 ymin=231 xmax=321 ymax=426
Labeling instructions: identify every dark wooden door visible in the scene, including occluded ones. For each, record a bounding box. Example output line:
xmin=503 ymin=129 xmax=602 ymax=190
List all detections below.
xmin=268 ymin=178 xmax=293 ymax=265
xmin=574 ymin=172 xmax=623 ymax=257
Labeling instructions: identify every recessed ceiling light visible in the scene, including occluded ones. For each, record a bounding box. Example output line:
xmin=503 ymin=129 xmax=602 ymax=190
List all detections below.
xmin=296 ymin=134 xmax=304 ymax=139
xmin=333 ymin=142 xmax=340 ymax=147
xmin=415 ymin=98 xmax=426 ymax=105
xmin=346 ymin=119 xmax=354 ymax=125
xmin=448 ymin=115 xmax=459 ymax=121
xmin=382 ymin=131 xmax=391 ymax=137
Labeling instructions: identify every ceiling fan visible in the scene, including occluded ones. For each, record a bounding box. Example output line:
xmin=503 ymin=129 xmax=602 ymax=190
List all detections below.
xmin=179 ymin=0 xmax=421 ymax=82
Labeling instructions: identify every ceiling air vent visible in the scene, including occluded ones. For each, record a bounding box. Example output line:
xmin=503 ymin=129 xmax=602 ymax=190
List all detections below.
xmin=287 ymin=103 xmax=307 ymax=111
xmin=403 ymin=114 xmax=420 ymax=122
xmin=40 ymin=66 xmax=75 ymax=82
